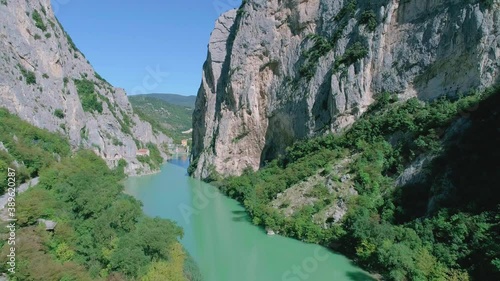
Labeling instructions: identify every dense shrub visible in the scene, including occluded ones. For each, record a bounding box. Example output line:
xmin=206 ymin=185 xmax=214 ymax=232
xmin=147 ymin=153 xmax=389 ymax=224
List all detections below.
xmin=0 ymin=111 xmax=199 ymax=280
xmin=1 ymin=150 xmax=191 ymax=280
xmin=54 ymin=108 xmax=65 ymax=119
xmin=333 ymin=42 xmax=368 ymax=71
xmin=74 ymin=78 xmax=103 ymax=113
xmin=334 ymin=0 xmax=357 ymax=21
xmin=0 ymin=108 xmax=70 ymax=183
xmin=360 ymin=10 xmax=377 ymax=32
xmin=18 ymin=64 xmax=36 ymax=85
xmin=300 ymin=35 xmax=333 ymax=79
xmin=32 ymin=9 xmax=47 ymax=32
xmin=215 ymin=86 xmax=500 ymax=280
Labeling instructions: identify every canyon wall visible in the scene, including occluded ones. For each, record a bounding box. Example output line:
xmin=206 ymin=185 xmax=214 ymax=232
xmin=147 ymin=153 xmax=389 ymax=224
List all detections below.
xmin=192 ymin=0 xmax=499 ymax=178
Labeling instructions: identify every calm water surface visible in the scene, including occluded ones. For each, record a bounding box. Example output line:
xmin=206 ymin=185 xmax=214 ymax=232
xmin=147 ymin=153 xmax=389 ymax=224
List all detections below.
xmin=124 ymin=158 xmax=373 ymax=281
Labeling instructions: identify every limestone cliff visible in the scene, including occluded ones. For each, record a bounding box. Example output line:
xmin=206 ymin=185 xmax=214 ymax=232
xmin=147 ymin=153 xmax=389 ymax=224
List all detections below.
xmin=192 ymin=0 xmax=500 ymax=178
xmin=0 ymin=0 xmax=172 ymax=175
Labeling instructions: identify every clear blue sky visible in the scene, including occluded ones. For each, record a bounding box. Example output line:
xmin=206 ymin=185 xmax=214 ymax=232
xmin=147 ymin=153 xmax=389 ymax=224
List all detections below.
xmin=52 ymin=0 xmax=241 ymax=96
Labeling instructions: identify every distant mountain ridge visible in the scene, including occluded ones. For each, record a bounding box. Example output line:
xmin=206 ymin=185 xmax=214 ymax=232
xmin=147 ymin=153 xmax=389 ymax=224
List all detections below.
xmin=129 ymin=94 xmax=194 ymax=144
xmin=132 ymin=93 xmax=196 ymax=108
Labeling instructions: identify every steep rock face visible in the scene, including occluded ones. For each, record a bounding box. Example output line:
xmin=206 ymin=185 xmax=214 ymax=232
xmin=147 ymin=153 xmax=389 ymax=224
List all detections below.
xmin=192 ymin=0 xmax=500 ymax=178
xmin=0 ymin=0 xmax=172 ymax=175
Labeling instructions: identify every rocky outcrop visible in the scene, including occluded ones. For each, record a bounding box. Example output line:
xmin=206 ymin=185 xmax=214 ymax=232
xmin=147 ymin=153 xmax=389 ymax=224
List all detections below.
xmin=192 ymin=0 xmax=500 ymax=178
xmin=0 ymin=0 xmax=172 ymax=175
xmin=270 ymin=157 xmax=357 ymax=227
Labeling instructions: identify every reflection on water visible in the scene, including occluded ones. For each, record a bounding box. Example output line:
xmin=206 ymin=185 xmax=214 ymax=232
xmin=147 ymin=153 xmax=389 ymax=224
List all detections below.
xmin=168 ymin=155 xmax=190 ymax=168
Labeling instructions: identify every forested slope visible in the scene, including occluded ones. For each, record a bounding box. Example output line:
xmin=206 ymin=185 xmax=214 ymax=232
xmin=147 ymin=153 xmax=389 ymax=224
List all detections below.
xmin=206 ymin=86 xmax=500 ymax=280
xmin=130 ymin=95 xmax=194 ymax=144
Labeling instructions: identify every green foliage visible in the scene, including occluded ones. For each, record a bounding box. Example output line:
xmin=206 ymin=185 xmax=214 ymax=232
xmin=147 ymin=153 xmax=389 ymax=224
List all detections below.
xmin=56 ymin=242 xmax=76 ymax=262
xmin=187 ymin=157 xmax=198 ymax=176
xmin=140 ymin=94 xmax=196 ymax=108
xmin=129 ymin=95 xmax=194 ymax=144
xmin=215 ymin=86 xmax=500 ymax=280
xmin=300 ymin=35 xmax=334 ymax=79
xmin=16 ymin=187 xmax=59 ymax=225
xmin=480 ymin=0 xmax=494 ymax=8
xmin=218 ymin=149 xmax=342 ymax=243
xmin=65 ymin=34 xmax=78 ymax=52
xmin=54 ymin=108 xmax=65 ymax=119
xmin=0 ymin=227 xmax=94 ymax=281
xmin=74 ymin=78 xmax=103 ymax=113
xmin=299 ymin=0 xmax=371 ymax=80
xmin=335 ymin=0 xmax=357 ymax=21
xmin=107 ymin=217 xmax=183 ymax=278
xmin=18 ymin=64 xmax=36 ymax=85
xmin=0 ymin=108 xmax=200 ymax=279
xmin=0 ymin=108 xmax=70 ymax=184
xmin=236 ymin=5 xmax=247 ymax=17
xmin=135 ymin=217 xmax=183 ymax=259
xmin=147 ymin=142 xmax=164 ymax=168
xmin=32 ymin=9 xmax=47 ymax=32
xmin=333 ymin=42 xmax=368 ymax=72
xmin=360 ymin=10 xmax=377 ymax=32
xmin=39 ymin=151 xmax=124 ymax=219
xmin=118 ymin=109 xmax=134 ymax=135
xmin=2 ymin=148 xmax=195 ymax=279
xmin=137 ymin=143 xmax=164 ymax=170
xmin=111 ymin=136 xmax=124 ymax=146
xmin=306 ymin=183 xmax=330 ymax=198
xmin=80 ymin=126 xmax=89 ymax=141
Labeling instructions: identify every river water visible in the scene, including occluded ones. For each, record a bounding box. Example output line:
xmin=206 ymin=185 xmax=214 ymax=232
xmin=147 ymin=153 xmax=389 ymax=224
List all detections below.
xmin=124 ymin=158 xmax=373 ymax=281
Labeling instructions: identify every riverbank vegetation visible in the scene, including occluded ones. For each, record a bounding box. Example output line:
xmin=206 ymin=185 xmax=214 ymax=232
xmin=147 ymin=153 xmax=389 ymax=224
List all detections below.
xmin=212 ymin=86 xmax=500 ymax=280
xmin=0 ymin=108 xmax=202 ymax=281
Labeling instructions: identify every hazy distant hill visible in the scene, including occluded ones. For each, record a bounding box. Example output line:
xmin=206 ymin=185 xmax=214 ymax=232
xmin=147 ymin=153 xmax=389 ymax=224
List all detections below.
xmin=136 ymin=93 xmax=197 ymax=108
xmin=129 ymin=94 xmax=195 ymax=144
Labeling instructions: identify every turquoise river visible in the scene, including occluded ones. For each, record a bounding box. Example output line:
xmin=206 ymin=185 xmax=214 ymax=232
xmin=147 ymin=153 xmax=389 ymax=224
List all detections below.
xmin=124 ymin=158 xmax=374 ymax=281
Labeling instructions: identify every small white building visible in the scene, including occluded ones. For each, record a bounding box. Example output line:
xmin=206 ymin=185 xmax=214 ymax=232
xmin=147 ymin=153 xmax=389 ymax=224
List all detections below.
xmin=136 ymin=149 xmax=150 ymax=156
